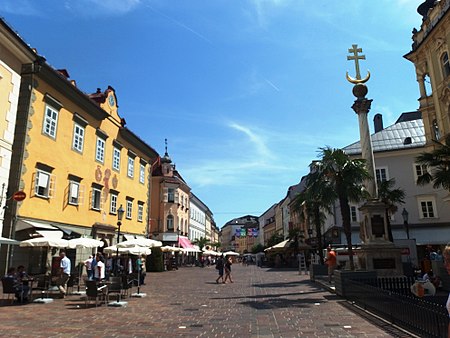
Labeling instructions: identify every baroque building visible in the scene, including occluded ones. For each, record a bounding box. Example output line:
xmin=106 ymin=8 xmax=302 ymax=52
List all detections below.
xmin=0 ymin=21 xmax=159 ymax=273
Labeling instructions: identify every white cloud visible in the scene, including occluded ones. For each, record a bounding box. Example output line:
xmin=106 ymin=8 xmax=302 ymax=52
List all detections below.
xmin=228 ymin=122 xmax=274 ymax=160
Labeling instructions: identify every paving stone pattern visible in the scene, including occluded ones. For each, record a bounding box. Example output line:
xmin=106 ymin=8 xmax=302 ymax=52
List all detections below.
xmin=0 ymin=264 xmax=414 ymax=337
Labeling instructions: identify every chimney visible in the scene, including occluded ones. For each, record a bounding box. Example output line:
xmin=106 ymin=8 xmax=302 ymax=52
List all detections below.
xmin=374 ymin=113 xmax=383 ymax=133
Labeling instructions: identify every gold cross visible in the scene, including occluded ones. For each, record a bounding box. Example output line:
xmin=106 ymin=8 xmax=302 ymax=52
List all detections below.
xmin=347 ymin=44 xmax=366 ymax=80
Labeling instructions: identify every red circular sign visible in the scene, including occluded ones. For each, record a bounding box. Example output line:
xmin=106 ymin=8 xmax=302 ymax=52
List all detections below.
xmin=13 ymin=191 xmax=26 ymax=201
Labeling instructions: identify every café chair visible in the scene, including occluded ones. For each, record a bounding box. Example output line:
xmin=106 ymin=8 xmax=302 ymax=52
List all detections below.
xmin=85 ymin=280 xmax=107 ymax=307
xmin=1 ymin=277 xmax=16 ymax=304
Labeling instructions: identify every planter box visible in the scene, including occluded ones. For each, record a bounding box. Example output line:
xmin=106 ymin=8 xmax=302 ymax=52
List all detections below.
xmin=309 ymin=264 xmax=328 ymax=281
xmin=334 ymin=270 xmax=377 ymax=297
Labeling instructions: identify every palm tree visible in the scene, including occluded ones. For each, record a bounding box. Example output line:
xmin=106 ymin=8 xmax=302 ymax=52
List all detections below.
xmin=416 ymin=135 xmax=450 ymax=191
xmin=192 ymin=236 xmax=210 ymax=252
xmin=292 ymin=175 xmax=334 ymax=264
xmin=377 ymin=178 xmax=405 ymax=242
xmin=311 ymin=147 xmax=371 ymax=270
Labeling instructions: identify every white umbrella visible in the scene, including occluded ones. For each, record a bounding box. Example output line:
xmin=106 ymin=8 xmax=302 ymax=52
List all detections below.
xmin=161 ymin=245 xmax=183 ymax=252
xmin=223 ymin=251 xmax=240 ymax=256
xmin=67 ymin=237 xmax=104 ymax=249
xmin=116 ymin=238 xmax=162 ymax=248
xmin=103 ymin=245 xmax=151 ymax=256
xmin=0 ymin=236 xmax=20 ymax=245
xmin=20 ymin=237 xmax=68 ymax=248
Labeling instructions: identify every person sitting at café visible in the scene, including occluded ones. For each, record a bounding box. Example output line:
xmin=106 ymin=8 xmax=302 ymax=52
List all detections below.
xmin=2 ymin=267 xmax=29 ymax=303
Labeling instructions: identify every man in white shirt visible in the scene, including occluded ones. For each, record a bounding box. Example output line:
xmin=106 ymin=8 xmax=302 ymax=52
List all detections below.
xmin=58 ymin=250 xmax=71 ymax=297
xmin=94 ymin=252 xmax=105 ymax=281
xmin=84 ymin=255 xmax=93 ymax=280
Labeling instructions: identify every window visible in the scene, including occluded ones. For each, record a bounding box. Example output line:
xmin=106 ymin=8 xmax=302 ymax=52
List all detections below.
xmin=168 ymin=188 xmax=175 ymax=203
xmin=43 ymin=105 xmax=58 ymax=138
xmin=433 ymin=119 xmax=441 ymax=140
xmin=167 ymin=214 xmax=174 ymax=230
xmin=375 ymin=168 xmax=388 ymax=183
xmin=418 ymin=196 xmax=437 ymax=219
xmin=95 ymin=137 xmax=105 ymax=163
xmin=127 ymin=157 xmax=134 ymax=178
xmin=91 ymin=188 xmax=102 ymax=211
xmin=34 ymin=170 xmax=55 ymax=198
xmin=113 ymin=147 xmax=121 ymax=171
xmin=110 ymin=193 xmax=118 ymax=214
xmin=72 ymin=123 xmax=84 ymax=153
xmin=139 ymin=163 xmax=145 ymax=184
xmin=350 ymin=206 xmax=358 ymax=222
xmin=442 ymin=52 xmax=450 ymax=78
xmin=137 ymin=203 xmax=144 ymax=222
xmin=414 ymin=163 xmax=429 ymax=184
xmin=69 ymin=181 xmax=80 ymax=205
xmin=126 ymin=200 xmax=132 ymax=219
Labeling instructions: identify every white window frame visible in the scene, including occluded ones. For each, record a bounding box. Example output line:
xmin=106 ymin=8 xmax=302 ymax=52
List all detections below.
xmin=110 ymin=193 xmax=118 ymax=214
xmin=139 ymin=163 xmax=145 ymax=184
xmin=350 ymin=205 xmax=359 ymax=223
xmin=113 ymin=147 xmax=121 ymax=171
xmin=443 ymin=52 xmax=450 ymax=78
xmin=127 ymin=157 xmax=134 ymax=178
xmin=69 ymin=181 xmax=80 ymax=205
xmin=43 ymin=105 xmax=58 ymax=138
xmin=34 ymin=170 xmax=55 ymax=198
xmin=413 ymin=163 xmax=429 ymax=184
xmin=72 ymin=123 xmax=84 ymax=153
xmin=126 ymin=200 xmax=133 ymax=219
xmin=95 ymin=137 xmax=105 ymax=163
xmin=375 ymin=167 xmax=389 ymax=183
xmin=91 ymin=188 xmax=102 ymax=211
xmin=417 ymin=196 xmax=438 ymax=219
xmin=137 ymin=203 xmax=144 ymax=222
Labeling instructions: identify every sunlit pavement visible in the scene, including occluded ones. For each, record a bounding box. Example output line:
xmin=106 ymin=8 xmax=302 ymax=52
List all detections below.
xmin=0 ymin=264 xmax=413 ymax=337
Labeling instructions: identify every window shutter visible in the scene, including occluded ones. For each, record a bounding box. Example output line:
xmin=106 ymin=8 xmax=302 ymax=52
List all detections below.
xmin=32 ymin=172 xmax=37 ymax=197
xmin=48 ymin=174 xmax=56 ymax=198
xmin=100 ymin=190 xmax=105 ymax=210
xmin=78 ymin=184 xmax=85 ymax=205
xmin=174 ymin=191 xmax=179 ymax=204
xmin=163 ymin=187 xmax=168 ymax=202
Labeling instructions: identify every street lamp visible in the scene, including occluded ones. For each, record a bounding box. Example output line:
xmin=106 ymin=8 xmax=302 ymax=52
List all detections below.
xmin=402 ymin=208 xmax=410 ymax=240
xmin=115 ymin=204 xmax=125 ymax=276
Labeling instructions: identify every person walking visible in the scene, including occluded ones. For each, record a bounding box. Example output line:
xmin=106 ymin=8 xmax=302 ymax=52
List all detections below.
xmin=325 ymin=245 xmax=337 ymax=283
xmin=223 ymin=256 xmax=233 ymax=284
xmin=57 ymin=250 xmax=71 ymax=297
xmin=215 ymin=255 xmax=224 ymax=284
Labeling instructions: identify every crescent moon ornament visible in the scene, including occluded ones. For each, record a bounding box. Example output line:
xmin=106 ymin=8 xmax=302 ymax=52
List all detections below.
xmin=346 ymin=70 xmax=371 ymax=84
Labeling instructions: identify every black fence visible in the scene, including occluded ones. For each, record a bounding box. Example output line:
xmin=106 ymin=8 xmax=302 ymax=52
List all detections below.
xmin=344 ymin=278 xmax=448 ymax=338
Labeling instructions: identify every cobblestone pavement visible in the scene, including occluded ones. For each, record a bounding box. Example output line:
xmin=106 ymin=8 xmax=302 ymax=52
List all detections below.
xmin=0 ymin=264 xmax=414 ymax=338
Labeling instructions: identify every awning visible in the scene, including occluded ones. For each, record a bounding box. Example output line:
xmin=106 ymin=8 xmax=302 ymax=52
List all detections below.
xmin=178 ymin=236 xmax=195 ymax=249
xmin=16 ymin=219 xmax=59 ymax=231
xmin=36 ymin=230 xmax=64 ymax=239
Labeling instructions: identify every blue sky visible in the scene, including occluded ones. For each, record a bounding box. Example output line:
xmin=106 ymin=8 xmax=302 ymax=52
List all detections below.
xmin=1 ymin=0 xmax=423 ymax=228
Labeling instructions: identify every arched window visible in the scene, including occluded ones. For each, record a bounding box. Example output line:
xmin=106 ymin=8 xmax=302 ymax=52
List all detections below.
xmin=433 ymin=119 xmax=441 ymax=140
xmin=166 ymin=214 xmax=174 ymax=231
xmin=442 ymin=52 xmax=450 ymax=78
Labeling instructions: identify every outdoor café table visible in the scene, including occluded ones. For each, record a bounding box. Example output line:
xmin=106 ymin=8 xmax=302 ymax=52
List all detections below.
xmin=21 ymin=277 xmax=35 ymax=299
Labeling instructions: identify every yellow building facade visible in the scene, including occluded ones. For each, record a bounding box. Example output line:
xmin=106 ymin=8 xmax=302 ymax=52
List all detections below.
xmin=1 ymin=55 xmax=158 ymax=272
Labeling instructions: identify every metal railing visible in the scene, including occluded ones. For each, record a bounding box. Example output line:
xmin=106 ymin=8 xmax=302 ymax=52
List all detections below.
xmin=345 ymin=278 xmax=448 ymax=338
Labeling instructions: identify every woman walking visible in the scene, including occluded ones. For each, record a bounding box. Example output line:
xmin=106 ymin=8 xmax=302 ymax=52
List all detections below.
xmin=223 ymin=256 xmax=233 ymax=283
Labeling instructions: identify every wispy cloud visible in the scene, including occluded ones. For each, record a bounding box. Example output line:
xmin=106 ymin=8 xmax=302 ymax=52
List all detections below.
xmin=146 ymin=5 xmax=212 ymax=44
xmin=228 ymin=122 xmax=274 ymax=160
xmin=249 ymin=0 xmax=294 ymax=28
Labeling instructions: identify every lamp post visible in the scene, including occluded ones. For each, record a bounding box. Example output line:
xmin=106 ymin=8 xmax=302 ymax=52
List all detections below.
xmin=402 ymin=208 xmax=409 ymax=240
xmin=115 ymin=205 xmax=125 ymax=276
